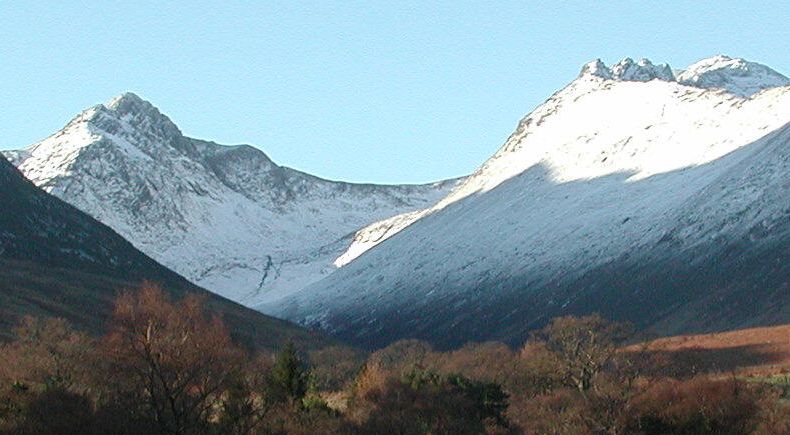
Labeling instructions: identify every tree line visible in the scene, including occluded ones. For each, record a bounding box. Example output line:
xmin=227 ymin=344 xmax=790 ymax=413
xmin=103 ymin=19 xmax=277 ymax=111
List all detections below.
xmin=0 ymin=283 xmax=788 ymax=434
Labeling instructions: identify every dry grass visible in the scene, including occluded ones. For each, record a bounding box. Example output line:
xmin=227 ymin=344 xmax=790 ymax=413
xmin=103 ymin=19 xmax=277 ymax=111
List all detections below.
xmin=626 ymin=324 xmax=790 ymax=377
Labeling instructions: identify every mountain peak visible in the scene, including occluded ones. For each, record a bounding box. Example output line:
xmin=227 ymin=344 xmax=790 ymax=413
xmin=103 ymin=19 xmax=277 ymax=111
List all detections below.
xmin=91 ymin=92 xmax=183 ymax=141
xmin=677 ymin=55 xmax=790 ymax=97
xmin=8 ymin=93 xmax=187 ymax=188
xmin=611 ymin=57 xmax=674 ymax=82
xmin=578 ymin=55 xmax=789 ymax=97
xmin=106 ymin=91 xmax=148 ymax=111
xmin=579 ymin=57 xmax=674 ymax=82
xmin=579 ymin=59 xmax=612 ymax=79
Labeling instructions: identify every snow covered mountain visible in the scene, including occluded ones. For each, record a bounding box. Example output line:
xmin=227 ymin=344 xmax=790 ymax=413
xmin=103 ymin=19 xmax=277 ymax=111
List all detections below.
xmin=3 ymin=94 xmax=458 ymax=306
xmin=330 ymin=56 xmax=790 ymax=268
xmin=272 ymin=56 xmax=790 ymax=349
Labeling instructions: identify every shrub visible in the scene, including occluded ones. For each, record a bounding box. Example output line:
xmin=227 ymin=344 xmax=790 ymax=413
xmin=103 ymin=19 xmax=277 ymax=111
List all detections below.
xmin=514 ymin=388 xmax=587 ymax=435
xmin=432 ymin=341 xmax=518 ymax=386
xmin=0 ymin=316 xmax=95 ymax=391
xmin=348 ymin=366 xmax=509 ymax=435
xmin=308 ymin=345 xmax=365 ymax=392
xmin=14 ymin=387 xmax=95 ymax=435
xmin=511 ymin=341 xmax=566 ymax=397
xmin=366 ymin=339 xmax=435 ymax=375
xmin=628 ymin=377 xmax=765 ymax=434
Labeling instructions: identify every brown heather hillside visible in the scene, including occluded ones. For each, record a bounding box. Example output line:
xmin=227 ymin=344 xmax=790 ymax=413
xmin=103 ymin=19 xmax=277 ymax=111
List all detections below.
xmin=627 ymin=324 xmax=790 ymax=377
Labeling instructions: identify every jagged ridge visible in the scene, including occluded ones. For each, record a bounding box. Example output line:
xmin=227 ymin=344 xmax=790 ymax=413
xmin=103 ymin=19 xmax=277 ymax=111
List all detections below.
xmin=576 ymin=55 xmax=789 ymax=98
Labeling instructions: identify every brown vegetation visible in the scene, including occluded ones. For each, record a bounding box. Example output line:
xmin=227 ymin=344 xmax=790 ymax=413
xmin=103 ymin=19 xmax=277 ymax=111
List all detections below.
xmin=626 ymin=324 xmax=790 ymax=377
xmin=1 ymin=286 xmax=788 ymax=434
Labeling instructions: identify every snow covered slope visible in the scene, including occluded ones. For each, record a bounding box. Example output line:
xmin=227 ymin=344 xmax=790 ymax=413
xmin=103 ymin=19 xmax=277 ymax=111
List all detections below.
xmin=272 ymin=56 xmax=790 ymax=348
xmin=4 ymin=93 xmax=457 ymax=306
xmin=331 ymin=56 xmax=790 ymax=267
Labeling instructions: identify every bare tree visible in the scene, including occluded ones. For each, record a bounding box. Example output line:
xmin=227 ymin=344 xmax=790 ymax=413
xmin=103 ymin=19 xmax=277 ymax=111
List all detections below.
xmin=102 ymin=283 xmax=246 ymax=435
xmin=533 ymin=314 xmax=632 ymax=395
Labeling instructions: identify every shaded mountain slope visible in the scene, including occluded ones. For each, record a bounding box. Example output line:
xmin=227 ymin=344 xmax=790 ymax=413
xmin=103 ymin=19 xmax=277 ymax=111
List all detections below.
xmin=272 ymin=56 xmax=790 ymax=349
xmin=0 ymin=156 xmax=329 ymax=350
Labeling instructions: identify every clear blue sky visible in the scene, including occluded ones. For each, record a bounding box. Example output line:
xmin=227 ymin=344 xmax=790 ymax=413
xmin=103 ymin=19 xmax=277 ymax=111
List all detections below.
xmin=2 ymin=1 xmax=788 ymax=183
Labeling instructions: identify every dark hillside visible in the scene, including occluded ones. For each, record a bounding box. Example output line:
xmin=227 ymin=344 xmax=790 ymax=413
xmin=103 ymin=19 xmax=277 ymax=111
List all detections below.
xmin=0 ymin=156 xmax=329 ymax=350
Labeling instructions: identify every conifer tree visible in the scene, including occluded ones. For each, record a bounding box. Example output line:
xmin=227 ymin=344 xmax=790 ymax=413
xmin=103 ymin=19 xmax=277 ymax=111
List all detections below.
xmin=270 ymin=342 xmax=309 ymax=407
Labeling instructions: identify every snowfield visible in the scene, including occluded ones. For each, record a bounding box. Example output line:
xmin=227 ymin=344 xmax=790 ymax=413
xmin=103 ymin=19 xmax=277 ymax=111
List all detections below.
xmin=266 ymin=56 xmax=790 ymax=347
xmin=323 ymin=55 xmax=790 ymax=270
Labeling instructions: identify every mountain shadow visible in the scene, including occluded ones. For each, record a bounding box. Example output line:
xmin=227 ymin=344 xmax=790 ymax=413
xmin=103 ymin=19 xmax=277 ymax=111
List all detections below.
xmin=281 ymin=122 xmax=790 ymax=350
xmin=0 ymin=156 xmax=330 ymax=350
